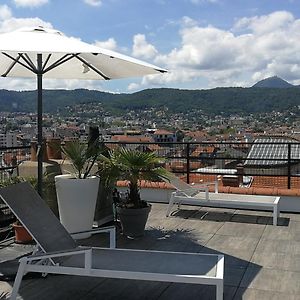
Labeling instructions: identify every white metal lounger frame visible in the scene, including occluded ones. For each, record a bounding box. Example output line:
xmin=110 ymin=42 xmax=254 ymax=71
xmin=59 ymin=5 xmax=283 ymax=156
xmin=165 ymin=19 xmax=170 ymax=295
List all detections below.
xmin=166 ymin=175 xmax=220 ymax=218
xmin=167 ymin=190 xmax=280 ymax=226
xmin=12 ymin=249 xmax=224 ymax=300
xmin=0 ymin=182 xmax=224 ymax=300
xmin=166 ymin=187 xmax=208 ymax=217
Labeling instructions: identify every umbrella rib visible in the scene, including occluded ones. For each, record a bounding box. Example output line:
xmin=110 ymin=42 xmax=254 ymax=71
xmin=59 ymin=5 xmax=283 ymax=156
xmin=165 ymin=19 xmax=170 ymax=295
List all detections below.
xmin=74 ymin=54 xmax=111 ymax=80
xmin=155 ymin=68 xmax=167 ymax=73
xmin=43 ymin=54 xmax=75 ymax=73
xmin=1 ymin=52 xmax=37 ymax=75
xmin=42 ymin=54 xmax=52 ymax=72
xmin=1 ymin=53 xmax=21 ymax=77
xmin=21 ymin=54 xmax=38 ymax=73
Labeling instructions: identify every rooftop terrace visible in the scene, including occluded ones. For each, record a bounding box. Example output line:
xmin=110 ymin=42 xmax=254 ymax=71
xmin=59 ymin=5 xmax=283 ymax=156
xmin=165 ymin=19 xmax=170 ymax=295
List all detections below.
xmin=1 ymin=202 xmax=300 ymax=299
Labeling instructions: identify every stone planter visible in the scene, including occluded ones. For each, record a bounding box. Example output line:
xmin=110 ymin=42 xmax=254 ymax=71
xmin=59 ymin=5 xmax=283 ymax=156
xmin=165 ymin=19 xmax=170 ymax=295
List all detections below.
xmin=55 ymin=174 xmax=99 ymax=239
xmin=117 ymin=204 xmax=151 ymax=238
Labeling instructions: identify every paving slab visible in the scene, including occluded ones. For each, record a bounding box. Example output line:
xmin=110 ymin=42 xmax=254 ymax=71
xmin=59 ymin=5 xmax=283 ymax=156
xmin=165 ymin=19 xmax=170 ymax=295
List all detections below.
xmin=261 ymin=220 xmax=300 ymax=241
xmin=240 ymin=266 xmax=300 ymax=295
xmin=84 ymin=278 xmax=169 ymax=300
xmin=233 ymin=287 xmax=300 ymax=300
xmin=157 ymin=283 xmax=237 ymax=300
xmin=231 ymin=213 xmax=275 ymax=226
xmin=255 ymin=238 xmax=300 ymax=255
xmin=224 ymin=266 xmax=246 ymax=287
xmin=216 ymin=222 xmax=266 ymax=238
xmin=15 ymin=275 xmax=107 ymax=300
xmin=161 ymin=205 xmax=202 ymax=219
xmin=250 ymin=251 xmax=300 ymax=272
xmin=196 ymin=207 xmax=236 ymax=222
xmin=281 ymin=212 xmax=300 ymax=222
xmin=206 ymin=234 xmax=259 ymax=256
xmin=0 ymin=243 xmax=34 ymax=262
xmin=145 ymin=216 xmax=183 ymax=230
xmin=173 ymin=218 xmax=224 ymax=235
xmin=179 ymin=219 xmax=225 ymax=235
xmin=205 ymin=235 xmax=260 ymax=268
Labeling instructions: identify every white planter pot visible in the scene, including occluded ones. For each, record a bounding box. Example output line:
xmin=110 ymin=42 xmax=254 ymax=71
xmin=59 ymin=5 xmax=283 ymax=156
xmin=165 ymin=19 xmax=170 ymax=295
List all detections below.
xmin=55 ymin=174 xmax=99 ymax=239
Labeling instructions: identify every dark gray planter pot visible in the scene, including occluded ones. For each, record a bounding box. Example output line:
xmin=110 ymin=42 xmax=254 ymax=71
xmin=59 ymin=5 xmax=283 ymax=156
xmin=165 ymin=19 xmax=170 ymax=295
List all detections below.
xmin=117 ymin=204 xmax=152 ymax=238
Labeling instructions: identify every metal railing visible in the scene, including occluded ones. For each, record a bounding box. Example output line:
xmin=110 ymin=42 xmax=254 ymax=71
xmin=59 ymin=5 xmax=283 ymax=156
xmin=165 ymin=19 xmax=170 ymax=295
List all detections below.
xmin=0 ymin=145 xmax=31 ymax=179
xmin=0 ymin=145 xmax=31 ymax=231
xmin=1 ymin=141 xmax=299 ymax=189
xmin=1 ymin=140 xmax=300 ymax=231
xmin=104 ymin=141 xmax=300 ymax=189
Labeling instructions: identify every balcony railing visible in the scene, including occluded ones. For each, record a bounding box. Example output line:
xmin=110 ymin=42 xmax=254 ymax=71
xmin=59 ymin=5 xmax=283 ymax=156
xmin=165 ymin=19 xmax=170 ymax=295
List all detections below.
xmin=105 ymin=141 xmax=300 ymax=189
xmin=0 ymin=141 xmax=299 ymax=189
xmin=0 ymin=145 xmax=31 ymax=179
xmin=0 ymin=145 xmax=31 ymax=232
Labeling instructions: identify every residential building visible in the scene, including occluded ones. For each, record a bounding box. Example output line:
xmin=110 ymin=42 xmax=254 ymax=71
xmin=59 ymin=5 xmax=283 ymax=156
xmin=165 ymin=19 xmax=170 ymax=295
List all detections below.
xmin=153 ymin=129 xmax=177 ymax=143
xmin=0 ymin=133 xmax=18 ymax=147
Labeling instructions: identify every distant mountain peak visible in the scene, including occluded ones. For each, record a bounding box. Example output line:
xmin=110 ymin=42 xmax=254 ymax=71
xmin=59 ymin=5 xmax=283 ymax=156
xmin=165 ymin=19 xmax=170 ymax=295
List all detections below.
xmin=252 ymin=76 xmax=294 ymax=88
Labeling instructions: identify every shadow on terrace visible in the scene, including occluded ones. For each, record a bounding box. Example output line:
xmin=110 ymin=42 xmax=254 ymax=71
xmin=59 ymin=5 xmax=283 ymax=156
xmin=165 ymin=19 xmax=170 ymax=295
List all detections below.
xmin=0 ymin=202 xmax=261 ymax=300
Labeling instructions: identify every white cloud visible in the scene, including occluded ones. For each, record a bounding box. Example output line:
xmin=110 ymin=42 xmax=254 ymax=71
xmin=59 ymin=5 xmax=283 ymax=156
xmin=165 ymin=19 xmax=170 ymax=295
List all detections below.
xmin=127 ymin=69 xmax=200 ymax=91
xmin=13 ymin=0 xmax=48 ymax=8
xmin=0 ymin=77 xmax=108 ymax=91
xmin=0 ymin=17 xmax=52 ymax=33
xmin=94 ymin=38 xmax=117 ymax=51
xmin=83 ymin=0 xmax=102 ymax=7
xmin=233 ymin=11 xmax=294 ymax=35
xmin=0 ymin=5 xmax=12 ymax=21
xmin=149 ymin=11 xmax=300 ymax=88
xmin=127 ymin=82 xmax=140 ymax=92
xmin=181 ymin=16 xmax=199 ymax=27
xmin=132 ymin=34 xmax=158 ymax=59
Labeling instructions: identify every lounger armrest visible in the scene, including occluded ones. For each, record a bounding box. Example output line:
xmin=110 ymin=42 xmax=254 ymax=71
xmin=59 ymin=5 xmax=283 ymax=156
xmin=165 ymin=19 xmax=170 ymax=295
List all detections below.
xmin=20 ymin=247 xmax=92 ymax=263
xmin=193 ymin=181 xmax=219 ymax=193
xmin=70 ymin=225 xmax=116 ymax=248
xmin=175 ymin=186 xmax=208 ymax=197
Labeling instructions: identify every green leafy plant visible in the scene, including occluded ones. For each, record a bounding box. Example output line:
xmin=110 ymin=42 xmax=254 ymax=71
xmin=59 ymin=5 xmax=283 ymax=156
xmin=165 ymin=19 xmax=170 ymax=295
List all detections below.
xmin=61 ymin=140 xmax=103 ymax=179
xmin=98 ymin=148 xmax=171 ymax=209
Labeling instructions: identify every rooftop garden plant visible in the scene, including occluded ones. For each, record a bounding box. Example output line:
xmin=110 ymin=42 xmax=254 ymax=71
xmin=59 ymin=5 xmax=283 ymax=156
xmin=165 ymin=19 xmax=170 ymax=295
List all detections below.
xmin=98 ymin=147 xmax=171 ymax=209
xmin=60 ymin=139 xmax=103 ymax=179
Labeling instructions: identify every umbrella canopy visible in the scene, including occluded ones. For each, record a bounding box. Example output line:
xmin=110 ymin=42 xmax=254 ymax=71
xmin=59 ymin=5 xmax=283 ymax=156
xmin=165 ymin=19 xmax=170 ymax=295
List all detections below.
xmin=0 ymin=26 xmax=166 ymax=79
xmin=0 ymin=26 xmax=167 ymax=194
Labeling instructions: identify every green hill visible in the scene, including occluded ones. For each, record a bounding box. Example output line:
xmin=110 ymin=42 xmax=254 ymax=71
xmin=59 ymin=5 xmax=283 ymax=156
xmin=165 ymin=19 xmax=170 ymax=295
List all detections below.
xmin=1 ymin=86 xmax=300 ymax=116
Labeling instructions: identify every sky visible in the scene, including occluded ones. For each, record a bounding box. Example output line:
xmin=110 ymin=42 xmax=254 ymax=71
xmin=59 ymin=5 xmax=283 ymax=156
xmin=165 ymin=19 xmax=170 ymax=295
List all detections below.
xmin=1 ymin=0 xmax=300 ymax=93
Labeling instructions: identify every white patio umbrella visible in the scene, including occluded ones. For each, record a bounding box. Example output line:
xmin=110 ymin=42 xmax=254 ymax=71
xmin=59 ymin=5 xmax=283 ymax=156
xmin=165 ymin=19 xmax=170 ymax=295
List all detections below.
xmin=0 ymin=26 xmax=167 ymax=195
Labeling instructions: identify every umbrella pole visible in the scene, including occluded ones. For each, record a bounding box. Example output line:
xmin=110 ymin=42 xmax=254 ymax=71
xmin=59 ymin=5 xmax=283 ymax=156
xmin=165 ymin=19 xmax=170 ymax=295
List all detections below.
xmin=37 ymin=54 xmax=43 ymax=196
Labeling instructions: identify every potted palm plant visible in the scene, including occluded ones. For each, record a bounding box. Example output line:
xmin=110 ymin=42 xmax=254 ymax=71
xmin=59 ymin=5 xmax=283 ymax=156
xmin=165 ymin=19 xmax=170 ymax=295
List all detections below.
xmin=98 ymin=148 xmax=170 ymax=238
xmin=55 ymin=139 xmax=102 ymax=239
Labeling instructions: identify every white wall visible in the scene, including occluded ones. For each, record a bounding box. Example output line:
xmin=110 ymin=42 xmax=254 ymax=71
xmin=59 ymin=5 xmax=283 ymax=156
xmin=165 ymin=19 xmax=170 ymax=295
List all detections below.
xmin=118 ymin=186 xmax=300 ymax=213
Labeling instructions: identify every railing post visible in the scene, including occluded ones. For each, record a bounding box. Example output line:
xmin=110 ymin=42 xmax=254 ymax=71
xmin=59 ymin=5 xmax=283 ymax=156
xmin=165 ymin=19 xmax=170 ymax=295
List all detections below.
xmin=288 ymin=143 xmax=291 ymax=189
xmin=186 ymin=142 xmax=190 ymax=184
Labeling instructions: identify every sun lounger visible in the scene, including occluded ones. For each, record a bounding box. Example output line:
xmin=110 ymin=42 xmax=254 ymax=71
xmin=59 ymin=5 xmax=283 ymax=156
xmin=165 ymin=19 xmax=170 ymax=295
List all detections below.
xmin=166 ymin=175 xmax=216 ymax=217
xmin=166 ymin=176 xmax=280 ymax=225
xmin=0 ymin=182 xmax=224 ymax=300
